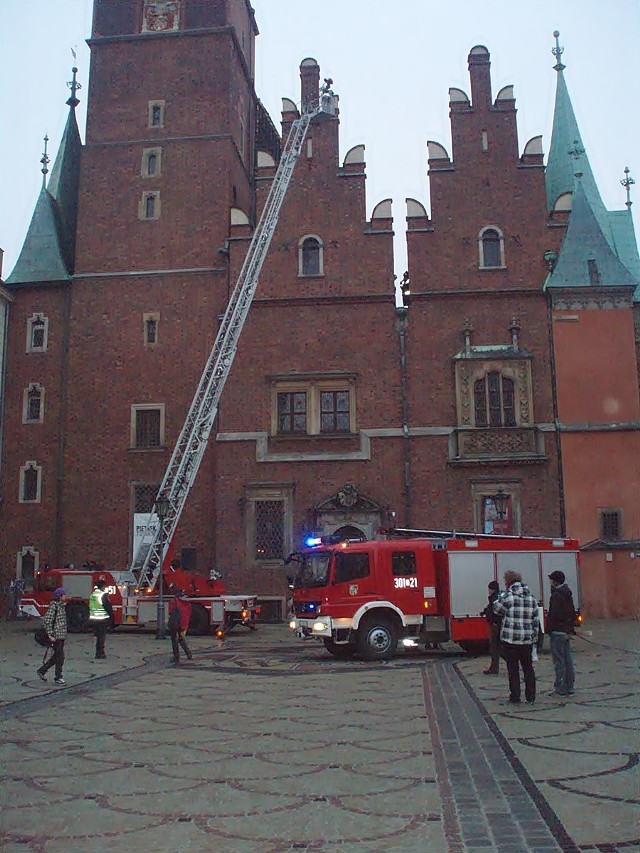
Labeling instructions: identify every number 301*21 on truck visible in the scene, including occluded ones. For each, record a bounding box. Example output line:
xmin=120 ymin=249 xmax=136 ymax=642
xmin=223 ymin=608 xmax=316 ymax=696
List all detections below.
xmin=288 ymin=529 xmax=581 ymax=660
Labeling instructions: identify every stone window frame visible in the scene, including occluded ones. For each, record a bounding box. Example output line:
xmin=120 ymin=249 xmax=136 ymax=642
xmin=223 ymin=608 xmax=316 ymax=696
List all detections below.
xmin=22 ymin=383 xmax=45 ymax=424
xmin=245 ymin=483 xmax=294 ymax=565
xmin=142 ymin=147 xmax=162 ymax=178
xmin=271 ymin=375 xmax=356 ymax=436
xmin=139 ymin=191 xmax=161 ymax=220
xmin=130 ymin=403 xmax=165 ymax=450
xmin=19 ymin=461 xmax=42 ymax=504
xmin=471 ymin=480 xmax=521 ymax=535
xmin=478 ymin=225 xmax=506 ymax=269
xmin=143 ymin=312 xmax=160 ymax=347
xmin=298 ymin=234 xmax=324 ymax=277
xmin=26 ymin=313 xmax=49 ymax=353
xmin=455 ymin=359 xmax=533 ymax=429
xmin=599 ymin=508 xmax=622 ymax=540
xmin=148 ymin=100 xmax=165 ymax=128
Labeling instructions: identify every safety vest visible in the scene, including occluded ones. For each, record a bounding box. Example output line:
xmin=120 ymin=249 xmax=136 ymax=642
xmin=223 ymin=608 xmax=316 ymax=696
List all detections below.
xmin=89 ymin=588 xmax=109 ymax=621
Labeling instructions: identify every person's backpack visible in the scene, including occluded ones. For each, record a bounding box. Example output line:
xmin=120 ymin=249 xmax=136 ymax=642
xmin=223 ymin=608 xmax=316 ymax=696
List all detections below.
xmin=34 ymin=626 xmax=52 ymax=647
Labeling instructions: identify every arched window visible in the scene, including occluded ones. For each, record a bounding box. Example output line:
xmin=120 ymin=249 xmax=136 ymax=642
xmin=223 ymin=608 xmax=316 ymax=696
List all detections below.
xmin=23 ymin=384 xmax=44 ymax=423
xmin=298 ymin=235 xmax=323 ymax=276
xmin=20 ymin=462 xmax=42 ymax=503
xmin=478 ymin=227 xmax=504 ymax=269
xmin=474 ymin=372 xmax=516 ymax=427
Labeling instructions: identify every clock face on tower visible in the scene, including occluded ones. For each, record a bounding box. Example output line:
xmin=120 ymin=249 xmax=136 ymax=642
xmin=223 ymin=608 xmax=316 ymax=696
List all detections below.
xmin=142 ymin=0 xmax=180 ymax=33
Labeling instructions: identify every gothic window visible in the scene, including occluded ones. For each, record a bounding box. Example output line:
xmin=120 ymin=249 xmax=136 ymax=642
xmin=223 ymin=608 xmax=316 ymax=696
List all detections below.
xmin=277 ymin=392 xmax=307 ymax=433
xmin=271 ymin=377 xmax=355 ymax=436
xmin=478 ymin=227 xmax=504 ymax=269
xmin=143 ymin=312 xmax=159 ymax=346
xmin=23 ymin=384 xmax=44 ymax=423
xmin=140 ymin=191 xmax=160 ymax=220
xmin=17 ymin=547 xmax=38 ymax=589
xmin=26 ymin=314 xmax=48 ymax=353
xmin=320 ymin=390 xmax=350 ymax=433
xmin=131 ymin=404 xmax=165 ymax=448
xmin=255 ymin=500 xmax=285 ymax=560
xmin=474 ymin=372 xmax=516 ymax=427
xmin=298 ymin=235 xmax=323 ymax=276
xmin=19 ymin=462 xmax=42 ymax=503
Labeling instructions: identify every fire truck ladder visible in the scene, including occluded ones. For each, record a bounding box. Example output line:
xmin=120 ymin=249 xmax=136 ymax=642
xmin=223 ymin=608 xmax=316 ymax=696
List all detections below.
xmin=132 ymin=97 xmax=328 ymax=591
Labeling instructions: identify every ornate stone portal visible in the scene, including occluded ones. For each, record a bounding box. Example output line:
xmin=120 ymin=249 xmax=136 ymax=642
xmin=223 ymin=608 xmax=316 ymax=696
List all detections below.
xmin=310 ymin=483 xmax=383 ymax=541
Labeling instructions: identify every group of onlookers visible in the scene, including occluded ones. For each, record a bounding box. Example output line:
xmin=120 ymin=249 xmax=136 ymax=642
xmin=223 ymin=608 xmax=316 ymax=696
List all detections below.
xmin=482 ymin=570 xmax=577 ymax=704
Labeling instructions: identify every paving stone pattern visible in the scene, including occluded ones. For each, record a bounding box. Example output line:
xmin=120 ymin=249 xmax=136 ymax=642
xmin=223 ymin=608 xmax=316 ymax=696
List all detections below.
xmin=0 ymin=619 xmax=638 ymax=852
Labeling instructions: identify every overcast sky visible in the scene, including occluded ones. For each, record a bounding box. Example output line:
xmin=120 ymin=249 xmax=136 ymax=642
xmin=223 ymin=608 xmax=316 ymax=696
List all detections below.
xmin=1 ymin=0 xmax=638 ymax=279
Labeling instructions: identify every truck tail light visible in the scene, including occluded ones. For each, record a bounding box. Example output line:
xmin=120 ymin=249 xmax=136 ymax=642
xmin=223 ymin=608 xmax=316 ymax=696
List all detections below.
xmin=241 ymin=610 xmax=249 ymax=620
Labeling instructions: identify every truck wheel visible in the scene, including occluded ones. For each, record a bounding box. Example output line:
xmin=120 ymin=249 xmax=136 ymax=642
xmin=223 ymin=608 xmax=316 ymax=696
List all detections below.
xmin=356 ymin=616 xmax=397 ymax=660
xmin=323 ymin=638 xmax=356 ymax=659
xmin=189 ymin=604 xmax=209 ymax=635
xmin=66 ymin=603 xmax=89 ymax=632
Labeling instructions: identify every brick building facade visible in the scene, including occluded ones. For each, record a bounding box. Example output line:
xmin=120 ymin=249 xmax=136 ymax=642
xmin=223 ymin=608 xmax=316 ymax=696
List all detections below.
xmin=1 ymin=2 xmax=638 ymax=616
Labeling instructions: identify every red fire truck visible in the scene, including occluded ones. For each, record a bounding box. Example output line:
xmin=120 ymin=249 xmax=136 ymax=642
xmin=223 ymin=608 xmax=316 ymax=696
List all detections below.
xmin=288 ymin=529 xmax=581 ymax=659
xmin=20 ymin=564 xmax=258 ymax=636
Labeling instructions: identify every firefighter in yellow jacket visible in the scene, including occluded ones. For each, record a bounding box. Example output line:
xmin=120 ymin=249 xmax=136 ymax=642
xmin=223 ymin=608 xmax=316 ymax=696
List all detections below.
xmin=88 ymin=579 xmax=114 ymax=660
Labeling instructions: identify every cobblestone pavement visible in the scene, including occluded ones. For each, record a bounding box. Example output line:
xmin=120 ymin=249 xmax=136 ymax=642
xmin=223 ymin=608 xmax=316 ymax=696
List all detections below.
xmin=0 ymin=618 xmax=638 ymax=852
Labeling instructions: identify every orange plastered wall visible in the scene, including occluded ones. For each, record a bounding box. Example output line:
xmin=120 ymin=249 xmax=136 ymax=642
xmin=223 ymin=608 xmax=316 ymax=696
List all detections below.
xmin=553 ymin=309 xmax=640 ymax=423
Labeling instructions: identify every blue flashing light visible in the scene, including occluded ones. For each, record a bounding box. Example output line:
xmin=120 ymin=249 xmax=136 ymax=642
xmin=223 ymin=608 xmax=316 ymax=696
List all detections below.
xmin=305 ymin=536 xmax=322 ymax=547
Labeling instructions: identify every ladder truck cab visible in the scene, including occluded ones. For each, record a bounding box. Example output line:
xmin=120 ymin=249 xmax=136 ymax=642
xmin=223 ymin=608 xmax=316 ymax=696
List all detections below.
xmin=21 ymin=564 xmax=258 ymax=636
xmin=288 ymin=530 xmax=581 ymax=660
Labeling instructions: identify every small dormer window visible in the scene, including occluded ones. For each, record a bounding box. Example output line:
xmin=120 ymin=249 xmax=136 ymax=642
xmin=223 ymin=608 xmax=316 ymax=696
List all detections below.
xmin=479 ymin=227 xmax=505 ymax=269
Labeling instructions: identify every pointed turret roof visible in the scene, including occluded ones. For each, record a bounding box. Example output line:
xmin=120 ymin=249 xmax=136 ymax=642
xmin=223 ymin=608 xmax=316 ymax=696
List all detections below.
xmin=545 ymin=33 xmax=640 ymax=301
xmin=7 ymin=70 xmax=82 ymax=286
xmin=545 ymin=179 xmax=637 ymax=290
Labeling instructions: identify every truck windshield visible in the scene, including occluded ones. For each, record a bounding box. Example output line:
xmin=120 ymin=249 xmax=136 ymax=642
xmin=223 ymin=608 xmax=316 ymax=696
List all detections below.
xmin=294 ymin=551 xmax=332 ymax=588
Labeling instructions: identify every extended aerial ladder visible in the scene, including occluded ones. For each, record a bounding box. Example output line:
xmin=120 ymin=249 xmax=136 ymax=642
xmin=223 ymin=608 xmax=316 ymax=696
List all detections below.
xmin=132 ymin=86 xmax=336 ymax=590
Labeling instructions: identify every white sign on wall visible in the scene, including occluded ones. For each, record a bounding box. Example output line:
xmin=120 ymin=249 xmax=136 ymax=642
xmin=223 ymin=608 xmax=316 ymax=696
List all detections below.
xmin=133 ymin=513 xmax=159 ymax=566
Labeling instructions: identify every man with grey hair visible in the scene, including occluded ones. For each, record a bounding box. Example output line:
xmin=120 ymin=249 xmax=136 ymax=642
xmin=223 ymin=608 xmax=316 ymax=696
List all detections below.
xmin=493 ymin=570 xmax=539 ymax=704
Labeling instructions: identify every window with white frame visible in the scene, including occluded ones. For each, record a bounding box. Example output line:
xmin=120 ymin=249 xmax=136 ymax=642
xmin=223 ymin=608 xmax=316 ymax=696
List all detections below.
xmin=23 ymin=384 xmax=44 ymax=423
xmin=19 ymin=461 xmax=42 ymax=503
xmin=142 ymin=147 xmax=162 ymax=178
xmin=478 ymin=226 xmax=505 ymax=269
xmin=298 ymin=235 xmax=323 ymax=276
xmin=26 ymin=314 xmax=48 ymax=353
xmin=131 ymin=404 xmax=165 ymax=449
xmin=273 ymin=376 xmax=355 ymax=436
xmin=140 ymin=191 xmax=161 ymax=220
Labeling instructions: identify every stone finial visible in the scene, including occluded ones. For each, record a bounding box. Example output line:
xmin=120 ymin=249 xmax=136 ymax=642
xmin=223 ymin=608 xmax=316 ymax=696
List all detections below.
xmin=509 ymin=316 xmax=521 ymax=351
xmin=463 ymin=319 xmax=474 ymax=354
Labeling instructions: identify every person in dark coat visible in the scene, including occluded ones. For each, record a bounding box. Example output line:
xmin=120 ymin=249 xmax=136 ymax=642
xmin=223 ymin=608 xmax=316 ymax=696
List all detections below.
xmin=547 ymin=570 xmax=577 ymax=697
xmin=168 ymin=590 xmax=193 ymax=664
xmin=482 ymin=580 xmax=502 ymax=675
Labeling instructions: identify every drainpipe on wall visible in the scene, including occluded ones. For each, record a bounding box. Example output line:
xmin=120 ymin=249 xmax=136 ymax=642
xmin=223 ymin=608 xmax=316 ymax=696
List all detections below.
xmin=546 ymin=291 xmax=567 ymax=537
xmin=55 ymin=282 xmax=72 ymax=564
xmin=396 ymin=305 xmax=412 ymax=526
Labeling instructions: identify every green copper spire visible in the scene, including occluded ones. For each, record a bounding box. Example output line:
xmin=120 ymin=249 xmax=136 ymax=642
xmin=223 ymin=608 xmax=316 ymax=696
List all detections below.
xmin=545 ymin=31 xmax=614 ymax=250
xmin=7 ymin=67 xmax=82 ymax=286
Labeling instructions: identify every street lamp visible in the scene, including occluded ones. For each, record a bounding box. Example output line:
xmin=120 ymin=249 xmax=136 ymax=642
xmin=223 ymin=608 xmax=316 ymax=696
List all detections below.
xmin=155 ymin=494 xmax=170 ymax=640
xmin=492 ymin=489 xmax=508 ymax=521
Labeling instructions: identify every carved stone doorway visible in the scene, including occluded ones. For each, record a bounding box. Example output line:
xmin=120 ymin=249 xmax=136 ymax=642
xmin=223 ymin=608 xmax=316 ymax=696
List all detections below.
xmin=310 ymin=483 xmax=384 ymax=542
